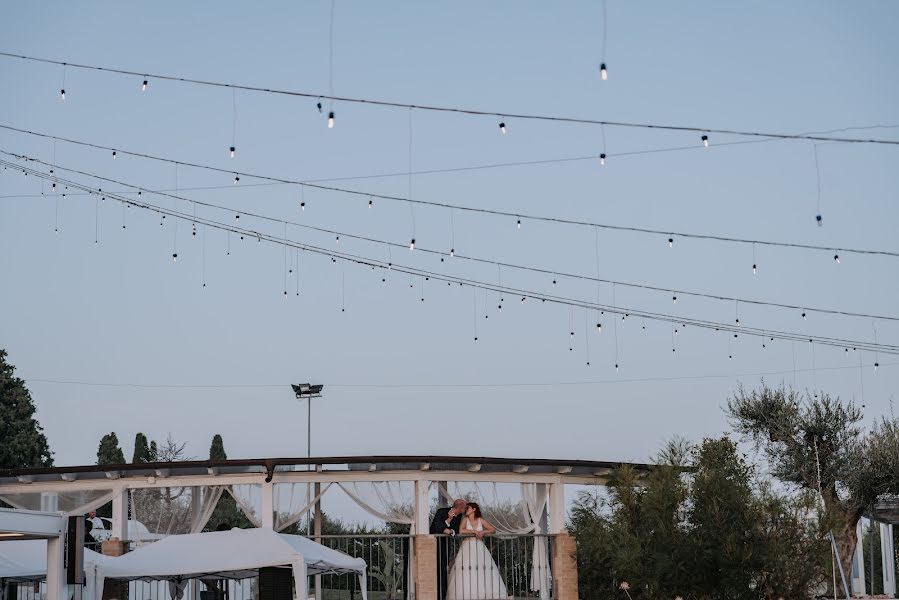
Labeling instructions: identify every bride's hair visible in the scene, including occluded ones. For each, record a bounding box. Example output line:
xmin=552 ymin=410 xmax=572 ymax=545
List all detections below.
xmin=466 ymin=502 xmax=482 ymax=518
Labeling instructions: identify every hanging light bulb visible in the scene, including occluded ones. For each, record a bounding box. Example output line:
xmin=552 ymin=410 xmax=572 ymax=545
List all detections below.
xmin=600 ymin=63 xmax=608 ymax=80
xmin=596 ymin=323 xmax=602 ymax=333
xmin=802 ymin=311 xmax=807 ymax=319
xmin=874 ymin=362 xmax=879 ymax=371
xmin=172 ymin=253 xmax=178 ymax=263
xmin=816 ymin=214 xmax=823 ymax=226
xmin=300 ymin=202 xmax=306 ymax=211
xmin=335 ymin=235 xmax=340 ymax=244
xmin=317 ymin=100 xmax=323 ymax=113
xmin=668 ymin=237 xmax=673 ymax=248
xmin=450 ymin=248 xmax=454 ymax=257
xmin=672 ymin=295 xmax=677 ymax=304
xmin=328 ymin=112 xmax=335 ymax=128
xmin=234 ymin=174 xmax=240 ymax=184
xmin=137 ymin=190 xmax=142 ymax=198
xmin=615 ymin=363 xmax=619 ymax=373
xmin=499 ymin=122 xmax=506 ymax=134
xmin=112 ymin=151 xmax=117 ymax=160
xmin=368 ymin=199 xmax=372 ymax=209
xmin=409 ymin=238 xmax=415 ymax=251
xmin=752 ymin=263 xmax=757 ymax=274
xmin=702 ymin=135 xmax=709 ymax=147
xmin=552 ymin=278 xmax=557 ymax=287
xmin=833 ymin=253 xmax=840 ymax=263
xmin=60 ymin=89 xmax=65 ymax=101
xmin=599 ymin=153 xmax=606 ymax=166
xmin=52 ymin=182 xmax=56 ymax=190
xmin=517 ymin=218 xmax=521 ymax=229
xmin=142 ymin=79 xmax=148 ymax=92
xmin=229 ymin=146 xmax=235 ymax=158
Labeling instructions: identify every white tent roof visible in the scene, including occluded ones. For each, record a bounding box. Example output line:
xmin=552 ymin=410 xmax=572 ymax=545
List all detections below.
xmin=101 ymin=528 xmax=367 ymax=600
xmin=0 ymin=539 xmax=106 ymax=580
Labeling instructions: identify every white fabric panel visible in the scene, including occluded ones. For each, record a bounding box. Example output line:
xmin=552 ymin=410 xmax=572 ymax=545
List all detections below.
xmin=100 ymin=528 xmax=366 ymax=580
xmin=189 ymin=486 xmax=225 ymax=534
xmin=275 ymin=483 xmax=331 ymax=533
xmin=130 ymin=486 xmax=225 ymax=538
xmin=0 ymin=490 xmax=114 ymax=516
xmin=227 ymin=484 xmax=262 ymax=527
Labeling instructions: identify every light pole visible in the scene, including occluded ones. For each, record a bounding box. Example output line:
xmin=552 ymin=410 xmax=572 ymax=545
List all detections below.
xmin=291 ymin=382 xmax=324 ymax=600
xmin=292 ymin=383 xmax=324 ymax=460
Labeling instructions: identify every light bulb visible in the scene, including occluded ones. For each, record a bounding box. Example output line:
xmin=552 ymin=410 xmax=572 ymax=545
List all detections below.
xmin=672 ymin=295 xmax=677 ymax=304
xmin=816 ymin=214 xmax=823 ymax=227
xmin=668 ymin=237 xmax=673 ymax=248
xmin=615 ymin=363 xmax=619 ymax=373
xmin=60 ymin=89 xmax=65 ymax=101
xmin=802 ymin=311 xmax=806 ymax=320
xmin=600 ymin=153 xmax=606 ymax=166
xmin=499 ymin=122 xmax=506 ymax=134
xmin=234 ymin=174 xmax=240 ymax=184
xmin=52 ymin=182 xmax=56 ymax=190
xmin=328 ymin=112 xmax=335 ymax=128
xmin=300 ymin=202 xmax=305 ymax=211
xmin=172 ymin=253 xmax=178 ymax=263
xmin=409 ymin=238 xmax=415 ymax=250
xmin=450 ymin=248 xmax=454 ymax=257
xmin=702 ymin=135 xmax=709 ymax=147
xmin=752 ymin=263 xmax=757 ymax=274
xmin=336 ymin=235 xmax=340 ymax=244
xmin=596 ymin=323 xmax=602 ymax=332
xmin=368 ymin=199 xmax=372 ymax=208
xmin=517 ymin=218 xmax=521 ymax=229
xmin=600 ymin=63 xmax=608 ymax=80
xmin=521 ymin=297 xmax=526 ymax=303
xmin=317 ymin=101 xmax=323 ymax=113
xmin=874 ymin=362 xmax=879 ymax=371
xmin=137 ymin=190 xmax=142 ymax=197
xmin=230 ymin=146 xmax=235 ymax=158
xmin=552 ymin=279 xmax=557 ymax=287
xmin=142 ymin=79 xmax=148 ymax=92
xmin=833 ymin=254 xmax=840 ymax=263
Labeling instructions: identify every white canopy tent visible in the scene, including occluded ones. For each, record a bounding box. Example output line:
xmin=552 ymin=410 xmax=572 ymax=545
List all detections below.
xmin=99 ymin=528 xmax=367 ymax=600
xmin=0 ymin=540 xmax=107 ymax=600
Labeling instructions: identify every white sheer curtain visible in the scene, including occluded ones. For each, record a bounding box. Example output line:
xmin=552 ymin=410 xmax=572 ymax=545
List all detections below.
xmin=227 ymin=484 xmax=262 ymax=527
xmin=0 ymin=490 xmax=114 ymax=515
xmin=130 ymin=485 xmax=225 ymax=540
xmin=274 ymin=483 xmax=331 ymax=532
xmin=449 ymin=481 xmax=551 ymax=598
xmin=336 ymin=481 xmax=418 ymax=599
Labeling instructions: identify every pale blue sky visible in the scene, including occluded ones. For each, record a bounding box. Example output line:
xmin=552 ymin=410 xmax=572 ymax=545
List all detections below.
xmin=1 ymin=0 xmax=897 ymax=487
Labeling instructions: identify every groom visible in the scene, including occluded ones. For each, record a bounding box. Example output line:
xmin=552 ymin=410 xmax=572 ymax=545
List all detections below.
xmin=430 ymin=498 xmax=466 ymax=600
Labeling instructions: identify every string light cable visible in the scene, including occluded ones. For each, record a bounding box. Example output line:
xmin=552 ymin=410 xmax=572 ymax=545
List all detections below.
xmin=5 ymin=157 xmax=898 ymax=356
xmin=2 ymin=126 xmax=898 ymax=261
xmin=1 ymin=51 xmax=898 ymax=145
xmin=4 ymin=147 xmax=898 ymax=324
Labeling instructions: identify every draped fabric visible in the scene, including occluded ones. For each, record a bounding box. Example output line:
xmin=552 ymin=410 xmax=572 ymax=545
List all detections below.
xmin=0 ymin=490 xmax=114 ymax=515
xmin=449 ymin=482 xmax=550 ymax=598
xmin=227 ymin=484 xmax=262 ymax=527
xmin=130 ymin=486 xmax=225 ymax=541
xmin=275 ymin=483 xmax=332 ymax=532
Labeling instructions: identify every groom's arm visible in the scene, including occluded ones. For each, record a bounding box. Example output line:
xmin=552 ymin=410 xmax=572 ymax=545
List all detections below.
xmin=429 ymin=508 xmax=449 ymax=534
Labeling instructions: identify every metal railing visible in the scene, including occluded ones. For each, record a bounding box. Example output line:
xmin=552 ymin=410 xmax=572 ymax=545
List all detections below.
xmin=436 ymin=534 xmax=554 ymax=600
xmin=315 ymin=534 xmax=410 ymax=600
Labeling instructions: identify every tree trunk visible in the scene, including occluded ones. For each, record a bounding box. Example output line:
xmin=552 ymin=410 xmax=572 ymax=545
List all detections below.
xmin=833 ymin=520 xmax=858 ymax=597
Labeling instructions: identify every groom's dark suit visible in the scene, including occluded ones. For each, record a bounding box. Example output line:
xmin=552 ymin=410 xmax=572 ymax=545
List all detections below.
xmin=430 ymin=507 xmax=463 ymax=600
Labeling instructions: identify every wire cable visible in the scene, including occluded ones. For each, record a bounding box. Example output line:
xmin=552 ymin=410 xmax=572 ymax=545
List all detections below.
xmin=1 ymin=51 xmax=898 ymax=144
xmin=2 ymin=124 xmax=897 ymax=259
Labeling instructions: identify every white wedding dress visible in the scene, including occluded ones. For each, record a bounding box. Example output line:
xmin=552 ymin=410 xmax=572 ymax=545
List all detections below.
xmin=446 ymin=518 xmax=509 ymax=600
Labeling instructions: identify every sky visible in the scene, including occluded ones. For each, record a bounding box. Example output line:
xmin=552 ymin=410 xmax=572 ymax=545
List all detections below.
xmin=1 ymin=0 xmax=898 ymax=503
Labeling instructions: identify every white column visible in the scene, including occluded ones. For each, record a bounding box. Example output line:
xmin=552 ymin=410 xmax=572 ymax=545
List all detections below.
xmin=882 ymin=522 xmax=896 ymax=598
xmin=547 ymin=482 xmax=565 ymax=534
xmin=111 ymin=487 xmax=128 ymax=541
xmin=46 ymin=535 xmax=66 ymax=600
xmin=414 ymin=479 xmax=430 ymax=534
xmin=852 ymin=519 xmax=867 ymax=596
xmin=261 ymin=480 xmax=275 ymax=529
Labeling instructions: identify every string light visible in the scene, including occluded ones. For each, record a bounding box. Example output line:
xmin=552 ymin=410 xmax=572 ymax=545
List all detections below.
xmin=517 ymin=218 xmax=522 ymax=230
xmin=172 ymin=252 xmax=178 ymax=263
xmin=672 ymin=295 xmax=677 ymax=304
xmin=328 ymin=112 xmax=335 ymax=128
xmin=409 ymin=238 xmax=415 ymax=251
xmin=112 ymin=151 xmax=117 ymax=160
xmin=300 ymin=201 xmax=305 ymax=211
xmin=600 ymin=63 xmax=608 ymax=81
xmin=752 ymin=263 xmax=757 ymax=274
xmin=450 ymin=248 xmax=454 ymax=257
xmin=141 ymin=79 xmax=148 ymax=92
xmin=834 ymin=253 xmax=840 ymax=263
xmin=499 ymin=121 xmax=506 ymax=135
xmin=317 ymin=100 xmax=323 ymax=113
xmin=600 ymin=153 xmax=606 ymax=166
xmin=816 ymin=214 xmax=823 ymax=227
xmin=668 ymin=237 xmax=673 ymax=248
xmin=596 ymin=323 xmax=602 ymax=333
xmin=802 ymin=311 xmax=807 ymax=320
xmin=702 ymin=135 xmax=709 ymax=147
xmin=233 ymin=174 xmax=240 ymax=184
xmin=368 ymin=198 xmax=372 ymax=208
xmin=229 ymin=146 xmax=235 ymax=158
xmin=60 ymin=89 xmax=65 ymax=101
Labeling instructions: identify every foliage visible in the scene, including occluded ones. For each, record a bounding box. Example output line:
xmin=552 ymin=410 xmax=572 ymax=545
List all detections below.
xmin=209 ymin=434 xmax=227 ymax=460
xmin=0 ymin=348 xmax=53 ymax=468
xmin=132 ymin=432 xmax=155 ymax=463
xmin=96 ymin=432 xmax=125 ymax=465
xmin=725 ymin=383 xmax=892 ymax=582
xmin=568 ymin=436 xmax=828 ymax=600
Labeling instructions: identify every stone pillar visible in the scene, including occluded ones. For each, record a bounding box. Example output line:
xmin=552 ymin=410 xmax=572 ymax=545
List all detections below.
xmin=552 ymin=532 xmax=579 ymax=600
xmin=413 ymin=535 xmax=437 ymax=600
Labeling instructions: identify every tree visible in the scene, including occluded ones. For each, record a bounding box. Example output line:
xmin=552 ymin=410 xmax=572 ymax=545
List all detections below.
xmin=96 ymin=432 xmax=126 ymax=465
xmin=132 ymin=433 xmax=154 ymax=463
xmin=0 ymin=348 xmax=53 ymax=468
xmin=209 ymin=434 xmax=226 ymax=460
xmin=726 ymin=383 xmax=892 ymax=584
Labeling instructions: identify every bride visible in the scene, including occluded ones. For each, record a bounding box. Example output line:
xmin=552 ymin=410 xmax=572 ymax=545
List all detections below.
xmin=446 ymin=502 xmax=509 ymax=600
